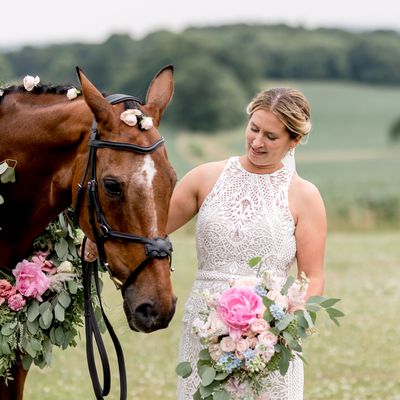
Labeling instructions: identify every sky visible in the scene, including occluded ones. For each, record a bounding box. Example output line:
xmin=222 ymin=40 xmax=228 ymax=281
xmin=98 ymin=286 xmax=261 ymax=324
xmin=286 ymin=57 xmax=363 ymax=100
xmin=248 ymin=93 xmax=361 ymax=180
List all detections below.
xmin=1 ymin=0 xmax=400 ymax=48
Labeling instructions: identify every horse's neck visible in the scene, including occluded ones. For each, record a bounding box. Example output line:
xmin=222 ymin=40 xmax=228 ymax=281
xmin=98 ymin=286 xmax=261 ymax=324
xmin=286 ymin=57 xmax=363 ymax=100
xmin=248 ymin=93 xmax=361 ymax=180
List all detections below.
xmin=0 ymin=96 xmax=92 ymax=267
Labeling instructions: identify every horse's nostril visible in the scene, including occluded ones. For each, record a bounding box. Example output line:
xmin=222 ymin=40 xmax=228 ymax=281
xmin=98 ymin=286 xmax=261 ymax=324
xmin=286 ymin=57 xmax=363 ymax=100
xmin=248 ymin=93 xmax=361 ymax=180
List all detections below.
xmin=134 ymin=301 xmax=156 ymax=323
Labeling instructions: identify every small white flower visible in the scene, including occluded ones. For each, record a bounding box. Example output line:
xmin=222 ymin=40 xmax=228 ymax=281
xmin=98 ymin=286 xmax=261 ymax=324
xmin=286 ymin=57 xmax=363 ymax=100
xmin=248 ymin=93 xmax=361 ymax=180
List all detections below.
xmin=66 ymin=87 xmax=80 ymax=100
xmin=0 ymin=89 xmax=4 ymax=97
xmin=23 ymin=75 xmax=40 ymax=91
xmin=120 ymin=109 xmax=139 ymax=127
xmin=140 ymin=116 xmax=153 ymax=130
xmin=57 ymin=260 xmax=74 ymax=273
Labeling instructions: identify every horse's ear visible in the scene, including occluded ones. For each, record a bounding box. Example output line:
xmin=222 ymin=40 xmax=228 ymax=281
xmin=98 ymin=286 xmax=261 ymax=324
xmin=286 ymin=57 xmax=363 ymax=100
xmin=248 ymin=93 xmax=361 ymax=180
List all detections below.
xmin=75 ymin=66 xmax=116 ymax=132
xmin=145 ymin=65 xmax=174 ymax=126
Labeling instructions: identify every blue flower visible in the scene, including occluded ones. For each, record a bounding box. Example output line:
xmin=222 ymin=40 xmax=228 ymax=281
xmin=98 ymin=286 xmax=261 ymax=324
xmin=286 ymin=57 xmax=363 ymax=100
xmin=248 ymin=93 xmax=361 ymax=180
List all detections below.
xmin=270 ymin=304 xmax=286 ymax=320
xmin=254 ymin=285 xmax=268 ymax=297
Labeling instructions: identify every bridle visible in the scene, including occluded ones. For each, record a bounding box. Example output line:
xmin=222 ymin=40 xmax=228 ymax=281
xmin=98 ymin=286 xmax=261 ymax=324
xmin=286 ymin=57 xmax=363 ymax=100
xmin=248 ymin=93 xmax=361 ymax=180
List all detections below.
xmin=74 ymin=94 xmax=174 ymax=400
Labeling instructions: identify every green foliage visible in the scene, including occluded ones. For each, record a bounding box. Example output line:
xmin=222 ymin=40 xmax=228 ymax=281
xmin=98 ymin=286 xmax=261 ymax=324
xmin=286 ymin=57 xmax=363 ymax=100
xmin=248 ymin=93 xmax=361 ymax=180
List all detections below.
xmin=389 ymin=116 xmax=400 ymax=141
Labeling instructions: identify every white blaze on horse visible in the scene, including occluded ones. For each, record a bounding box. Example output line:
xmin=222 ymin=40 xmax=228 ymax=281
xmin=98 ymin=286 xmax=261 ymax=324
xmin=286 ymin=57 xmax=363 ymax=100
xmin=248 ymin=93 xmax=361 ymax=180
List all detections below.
xmin=0 ymin=66 xmax=177 ymax=399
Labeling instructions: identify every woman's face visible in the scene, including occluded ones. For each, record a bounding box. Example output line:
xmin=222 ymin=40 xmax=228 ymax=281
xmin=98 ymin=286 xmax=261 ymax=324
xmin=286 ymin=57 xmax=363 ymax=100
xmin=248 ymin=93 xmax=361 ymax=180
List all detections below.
xmin=245 ymin=109 xmax=298 ymax=171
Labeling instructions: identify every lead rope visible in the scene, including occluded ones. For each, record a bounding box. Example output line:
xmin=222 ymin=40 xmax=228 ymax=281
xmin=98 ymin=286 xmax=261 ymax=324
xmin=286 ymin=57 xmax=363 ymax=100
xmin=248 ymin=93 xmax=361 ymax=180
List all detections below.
xmin=81 ymin=237 xmax=127 ymax=400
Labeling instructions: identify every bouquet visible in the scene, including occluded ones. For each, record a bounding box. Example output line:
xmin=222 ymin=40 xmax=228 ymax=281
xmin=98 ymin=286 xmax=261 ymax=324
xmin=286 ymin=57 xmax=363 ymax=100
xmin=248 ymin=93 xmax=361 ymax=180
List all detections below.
xmin=0 ymin=210 xmax=103 ymax=382
xmin=176 ymin=257 xmax=344 ymax=400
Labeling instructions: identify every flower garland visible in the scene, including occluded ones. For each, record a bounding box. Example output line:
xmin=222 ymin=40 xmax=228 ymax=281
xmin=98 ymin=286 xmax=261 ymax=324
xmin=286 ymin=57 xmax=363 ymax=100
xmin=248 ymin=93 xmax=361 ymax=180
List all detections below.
xmin=0 ymin=209 xmax=104 ymax=382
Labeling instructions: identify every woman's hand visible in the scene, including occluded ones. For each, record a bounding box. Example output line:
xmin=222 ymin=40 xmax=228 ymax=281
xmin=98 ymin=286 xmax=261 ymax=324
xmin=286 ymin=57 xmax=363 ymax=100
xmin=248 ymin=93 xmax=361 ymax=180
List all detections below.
xmin=82 ymin=238 xmax=99 ymax=262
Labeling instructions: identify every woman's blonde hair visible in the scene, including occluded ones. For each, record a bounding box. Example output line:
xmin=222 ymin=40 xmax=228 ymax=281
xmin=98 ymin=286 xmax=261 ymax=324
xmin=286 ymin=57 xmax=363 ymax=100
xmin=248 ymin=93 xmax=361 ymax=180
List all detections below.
xmin=246 ymin=88 xmax=311 ymax=139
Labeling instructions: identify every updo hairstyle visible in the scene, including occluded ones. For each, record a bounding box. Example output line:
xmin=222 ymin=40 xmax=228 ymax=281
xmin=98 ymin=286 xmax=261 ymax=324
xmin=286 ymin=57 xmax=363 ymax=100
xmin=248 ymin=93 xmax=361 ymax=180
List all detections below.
xmin=246 ymin=88 xmax=311 ymax=140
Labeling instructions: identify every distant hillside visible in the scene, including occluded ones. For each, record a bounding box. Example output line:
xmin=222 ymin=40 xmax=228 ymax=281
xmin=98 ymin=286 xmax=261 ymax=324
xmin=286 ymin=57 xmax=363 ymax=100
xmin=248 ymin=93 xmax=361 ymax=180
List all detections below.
xmin=1 ymin=24 xmax=400 ymax=131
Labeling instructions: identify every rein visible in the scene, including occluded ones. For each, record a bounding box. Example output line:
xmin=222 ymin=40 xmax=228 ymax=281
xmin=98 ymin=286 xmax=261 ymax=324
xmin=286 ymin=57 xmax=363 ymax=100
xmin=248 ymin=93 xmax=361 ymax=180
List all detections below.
xmin=74 ymin=94 xmax=173 ymax=400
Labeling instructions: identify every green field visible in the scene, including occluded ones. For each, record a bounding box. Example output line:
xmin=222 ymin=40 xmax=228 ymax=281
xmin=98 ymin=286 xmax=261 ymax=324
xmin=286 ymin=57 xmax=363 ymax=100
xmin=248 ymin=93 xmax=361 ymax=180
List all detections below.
xmin=24 ymin=231 xmax=400 ymax=399
xmin=163 ymin=80 xmax=400 ymax=230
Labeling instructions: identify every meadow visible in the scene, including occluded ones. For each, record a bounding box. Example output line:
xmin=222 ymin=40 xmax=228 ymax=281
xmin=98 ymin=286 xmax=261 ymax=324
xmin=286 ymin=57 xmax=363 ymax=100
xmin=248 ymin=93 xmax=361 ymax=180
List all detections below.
xmin=24 ymin=231 xmax=400 ymax=400
xmin=23 ymin=80 xmax=400 ymax=399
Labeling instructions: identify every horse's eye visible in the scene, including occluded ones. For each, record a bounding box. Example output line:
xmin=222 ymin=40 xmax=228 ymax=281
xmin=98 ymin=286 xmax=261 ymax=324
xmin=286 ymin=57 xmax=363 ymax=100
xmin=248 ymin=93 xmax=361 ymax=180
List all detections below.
xmin=103 ymin=179 xmax=122 ymax=196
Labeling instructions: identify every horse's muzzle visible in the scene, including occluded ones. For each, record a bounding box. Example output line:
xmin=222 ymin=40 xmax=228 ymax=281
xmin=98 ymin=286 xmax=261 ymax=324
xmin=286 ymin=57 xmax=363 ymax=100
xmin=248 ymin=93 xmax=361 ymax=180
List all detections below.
xmin=123 ymin=293 xmax=177 ymax=333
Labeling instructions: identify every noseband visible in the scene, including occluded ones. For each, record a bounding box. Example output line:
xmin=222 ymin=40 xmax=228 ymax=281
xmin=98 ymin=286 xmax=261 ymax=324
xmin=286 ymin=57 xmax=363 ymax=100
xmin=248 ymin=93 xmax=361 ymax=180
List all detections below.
xmin=73 ymin=94 xmax=173 ymax=400
xmin=74 ymin=94 xmax=173 ymax=291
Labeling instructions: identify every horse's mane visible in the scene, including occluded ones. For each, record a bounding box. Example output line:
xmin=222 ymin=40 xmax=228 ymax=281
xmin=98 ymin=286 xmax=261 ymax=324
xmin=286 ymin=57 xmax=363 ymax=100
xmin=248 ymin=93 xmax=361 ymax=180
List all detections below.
xmin=0 ymin=84 xmax=79 ymax=97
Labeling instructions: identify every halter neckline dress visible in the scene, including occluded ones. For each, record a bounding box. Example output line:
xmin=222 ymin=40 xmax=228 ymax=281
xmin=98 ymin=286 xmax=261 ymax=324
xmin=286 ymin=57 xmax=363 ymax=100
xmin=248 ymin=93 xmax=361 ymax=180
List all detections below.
xmin=177 ymin=156 xmax=303 ymax=400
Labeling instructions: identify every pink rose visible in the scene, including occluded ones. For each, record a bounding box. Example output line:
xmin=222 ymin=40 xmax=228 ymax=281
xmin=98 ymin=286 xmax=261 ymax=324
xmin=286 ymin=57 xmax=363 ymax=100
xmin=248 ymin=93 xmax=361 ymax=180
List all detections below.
xmin=8 ymin=293 xmax=26 ymax=311
xmin=235 ymin=338 xmax=249 ymax=353
xmin=258 ymin=331 xmax=278 ymax=346
xmin=0 ymin=279 xmax=16 ymax=298
xmin=217 ymin=287 xmax=264 ymax=340
xmin=220 ymin=336 xmax=236 ymax=352
xmin=250 ymin=318 xmax=270 ymax=334
xmin=13 ymin=259 xmax=50 ymax=301
xmin=208 ymin=343 xmax=223 ymax=361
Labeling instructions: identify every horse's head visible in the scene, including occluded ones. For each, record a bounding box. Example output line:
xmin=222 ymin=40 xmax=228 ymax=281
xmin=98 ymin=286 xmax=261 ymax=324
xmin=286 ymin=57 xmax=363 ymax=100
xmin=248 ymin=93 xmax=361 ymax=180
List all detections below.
xmin=73 ymin=66 xmax=177 ymax=333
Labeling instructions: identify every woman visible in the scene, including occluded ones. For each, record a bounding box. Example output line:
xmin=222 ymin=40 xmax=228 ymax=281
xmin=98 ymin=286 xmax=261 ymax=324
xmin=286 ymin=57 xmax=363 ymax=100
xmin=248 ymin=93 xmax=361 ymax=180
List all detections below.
xmin=168 ymin=88 xmax=326 ymax=400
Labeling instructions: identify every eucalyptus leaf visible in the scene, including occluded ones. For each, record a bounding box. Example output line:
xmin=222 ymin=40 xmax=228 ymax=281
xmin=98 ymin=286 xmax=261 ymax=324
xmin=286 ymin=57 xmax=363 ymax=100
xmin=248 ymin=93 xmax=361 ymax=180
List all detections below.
xmin=303 ymin=310 xmax=314 ymax=328
xmin=198 ymin=349 xmax=212 ymax=361
xmin=39 ymin=308 xmax=53 ymax=329
xmin=326 ymin=307 xmax=345 ymax=318
xmin=27 ymin=301 xmax=40 ymax=322
xmin=306 ymin=304 xmax=321 ymax=312
xmin=30 ymin=338 xmax=42 ymax=352
xmin=55 ymin=237 xmax=69 ymax=258
xmin=307 ymin=295 xmax=327 ymax=304
xmin=55 ymin=326 xmax=65 ymax=346
xmin=68 ymin=280 xmax=79 ymax=294
xmin=248 ymin=256 xmax=262 ymax=268
xmin=281 ymin=275 xmax=295 ymax=295
xmin=27 ymin=319 xmax=39 ymax=335
xmin=54 ymin=303 xmax=65 ymax=322
xmin=200 ymin=365 xmax=216 ymax=387
xmin=213 ymin=389 xmax=230 ymax=400
xmin=1 ymin=341 xmax=11 ymax=355
xmin=214 ymin=371 xmax=229 ymax=381
xmin=1 ymin=321 xmax=17 ymax=336
xmin=279 ymin=346 xmax=290 ymax=375
xmin=320 ymin=298 xmax=341 ymax=308
xmin=24 ymin=341 xmax=37 ymax=358
xmin=176 ymin=362 xmax=193 ymax=378
xmin=276 ymin=314 xmax=294 ymax=331
xmin=22 ymin=354 xmax=33 ymax=371
xmin=39 ymin=301 xmax=52 ymax=315
xmin=58 ymin=291 xmax=71 ymax=308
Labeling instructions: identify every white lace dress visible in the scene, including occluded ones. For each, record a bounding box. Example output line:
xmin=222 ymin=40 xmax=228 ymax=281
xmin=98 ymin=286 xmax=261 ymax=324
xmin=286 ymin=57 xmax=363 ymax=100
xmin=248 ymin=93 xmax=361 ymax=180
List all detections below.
xmin=177 ymin=156 xmax=303 ymax=400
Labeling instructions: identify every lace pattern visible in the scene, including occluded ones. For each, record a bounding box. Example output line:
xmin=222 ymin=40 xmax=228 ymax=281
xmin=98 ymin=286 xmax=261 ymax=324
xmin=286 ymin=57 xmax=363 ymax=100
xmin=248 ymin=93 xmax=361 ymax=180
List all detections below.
xmin=177 ymin=157 xmax=303 ymax=399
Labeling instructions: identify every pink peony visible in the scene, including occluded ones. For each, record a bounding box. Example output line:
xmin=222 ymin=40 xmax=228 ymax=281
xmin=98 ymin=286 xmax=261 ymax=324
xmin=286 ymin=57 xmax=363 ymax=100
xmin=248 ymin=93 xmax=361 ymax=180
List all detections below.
xmin=13 ymin=259 xmax=50 ymax=301
xmin=8 ymin=293 xmax=26 ymax=311
xmin=31 ymin=251 xmax=56 ymax=274
xmin=217 ymin=287 xmax=264 ymax=340
xmin=0 ymin=279 xmax=16 ymax=298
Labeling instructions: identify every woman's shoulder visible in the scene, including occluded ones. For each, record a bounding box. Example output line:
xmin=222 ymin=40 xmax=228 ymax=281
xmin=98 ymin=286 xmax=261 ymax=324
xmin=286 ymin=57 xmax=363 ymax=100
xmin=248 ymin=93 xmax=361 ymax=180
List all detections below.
xmin=185 ymin=159 xmax=229 ymax=180
xmin=289 ymin=174 xmax=325 ymax=220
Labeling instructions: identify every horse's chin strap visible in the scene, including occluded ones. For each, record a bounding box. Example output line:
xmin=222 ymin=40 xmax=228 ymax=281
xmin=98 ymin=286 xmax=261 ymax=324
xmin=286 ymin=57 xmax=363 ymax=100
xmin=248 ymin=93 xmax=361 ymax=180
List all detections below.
xmin=74 ymin=94 xmax=174 ymax=400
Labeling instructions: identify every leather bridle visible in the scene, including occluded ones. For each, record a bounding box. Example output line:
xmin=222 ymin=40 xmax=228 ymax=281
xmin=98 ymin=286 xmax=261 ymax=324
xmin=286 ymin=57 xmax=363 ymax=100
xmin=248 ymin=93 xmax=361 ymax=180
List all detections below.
xmin=74 ymin=94 xmax=174 ymax=400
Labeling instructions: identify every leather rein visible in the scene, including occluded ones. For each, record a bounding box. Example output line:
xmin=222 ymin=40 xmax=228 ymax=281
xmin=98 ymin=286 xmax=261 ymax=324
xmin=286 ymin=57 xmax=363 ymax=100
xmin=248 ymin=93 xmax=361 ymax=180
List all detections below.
xmin=74 ymin=94 xmax=173 ymax=400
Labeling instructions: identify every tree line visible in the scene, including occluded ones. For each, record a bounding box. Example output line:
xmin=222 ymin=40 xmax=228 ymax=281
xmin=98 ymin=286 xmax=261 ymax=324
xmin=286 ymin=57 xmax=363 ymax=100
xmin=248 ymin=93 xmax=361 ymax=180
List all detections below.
xmin=1 ymin=24 xmax=400 ymax=132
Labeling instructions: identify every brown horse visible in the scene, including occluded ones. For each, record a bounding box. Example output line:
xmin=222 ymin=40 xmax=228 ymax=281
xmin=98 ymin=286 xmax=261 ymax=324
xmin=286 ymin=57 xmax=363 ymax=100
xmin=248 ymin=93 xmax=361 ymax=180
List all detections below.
xmin=0 ymin=66 xmax=177 ymax=399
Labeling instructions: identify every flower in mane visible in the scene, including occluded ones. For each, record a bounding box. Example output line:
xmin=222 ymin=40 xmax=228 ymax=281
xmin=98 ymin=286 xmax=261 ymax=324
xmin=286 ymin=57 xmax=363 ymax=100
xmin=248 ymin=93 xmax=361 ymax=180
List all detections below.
xmin=23 ymin=75 xmax=40 ymax=91
xmin=66 ymin=87 xmax=81 ymax=100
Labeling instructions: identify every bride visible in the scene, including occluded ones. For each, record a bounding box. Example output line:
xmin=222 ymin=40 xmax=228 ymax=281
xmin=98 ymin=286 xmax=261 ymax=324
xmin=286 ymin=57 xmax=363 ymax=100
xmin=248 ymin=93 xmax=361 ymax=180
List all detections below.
xmin=167 ymin=87 xmax=326 ymax=400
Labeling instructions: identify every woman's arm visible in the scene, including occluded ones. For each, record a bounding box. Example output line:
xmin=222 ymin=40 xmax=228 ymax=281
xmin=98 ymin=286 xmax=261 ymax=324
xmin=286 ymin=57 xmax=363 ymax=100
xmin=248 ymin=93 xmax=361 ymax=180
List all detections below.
xmin=291 ymin=178 xmax=327 ymax=298
xmin=166 ymin=167 xmax=201 ymax=234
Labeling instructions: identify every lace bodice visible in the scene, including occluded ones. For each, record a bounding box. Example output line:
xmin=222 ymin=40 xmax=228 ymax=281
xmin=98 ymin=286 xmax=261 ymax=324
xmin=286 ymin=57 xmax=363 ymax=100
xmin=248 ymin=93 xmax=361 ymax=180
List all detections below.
xmin=178 ymin=156 xmax=303 ymax=400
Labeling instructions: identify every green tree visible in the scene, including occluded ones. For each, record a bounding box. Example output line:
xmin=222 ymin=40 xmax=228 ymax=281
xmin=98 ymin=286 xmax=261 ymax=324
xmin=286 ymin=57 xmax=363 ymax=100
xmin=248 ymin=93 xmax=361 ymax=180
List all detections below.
xmin=389 ymin=117 xmax=400 ymax=142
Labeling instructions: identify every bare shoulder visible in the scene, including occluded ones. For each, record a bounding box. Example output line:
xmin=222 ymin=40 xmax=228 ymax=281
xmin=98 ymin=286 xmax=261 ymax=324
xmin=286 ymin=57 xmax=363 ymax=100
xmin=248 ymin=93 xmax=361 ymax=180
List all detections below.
xmin=289 ymin=174 xmax=326 ymax=221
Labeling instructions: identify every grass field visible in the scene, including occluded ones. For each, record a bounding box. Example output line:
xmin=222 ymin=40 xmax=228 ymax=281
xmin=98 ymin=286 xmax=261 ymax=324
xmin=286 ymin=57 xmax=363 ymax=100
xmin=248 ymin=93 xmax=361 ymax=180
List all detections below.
xmin=24 ymin=231 xmax=400 ymax=400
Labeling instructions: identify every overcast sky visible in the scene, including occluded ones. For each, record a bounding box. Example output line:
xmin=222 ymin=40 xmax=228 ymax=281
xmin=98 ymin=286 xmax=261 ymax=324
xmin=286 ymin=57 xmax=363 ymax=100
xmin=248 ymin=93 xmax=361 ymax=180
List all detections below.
xmin=2 ymin=0 xmax=400 ymax=48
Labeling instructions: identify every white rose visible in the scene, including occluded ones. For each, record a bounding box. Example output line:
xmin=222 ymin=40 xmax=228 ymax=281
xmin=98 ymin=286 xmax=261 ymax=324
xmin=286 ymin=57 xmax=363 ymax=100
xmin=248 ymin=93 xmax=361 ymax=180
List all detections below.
xmin=74 ymin=228 xmax=85 ymax=245
xmin=266 ymin=290 xmax=289 ymax=309
xmin=250 ymin=318 xmax=270 ymax=334
xmin=207 ymin=310 xmax=229 ymax=336
xmin=120 ymin=109 xmax=138 ymax=126
xmin=67 ymin=87 xmax=80 ymax=100
xmin=235 ymin=338 xmax=249 ymax=353
xmin=57 ymin=260 xmax=74 ymax=273
xmin=23 ymin=75 xmax=40 ymax=91
xmin=140 ymin=116 xmax=153 ymax=130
